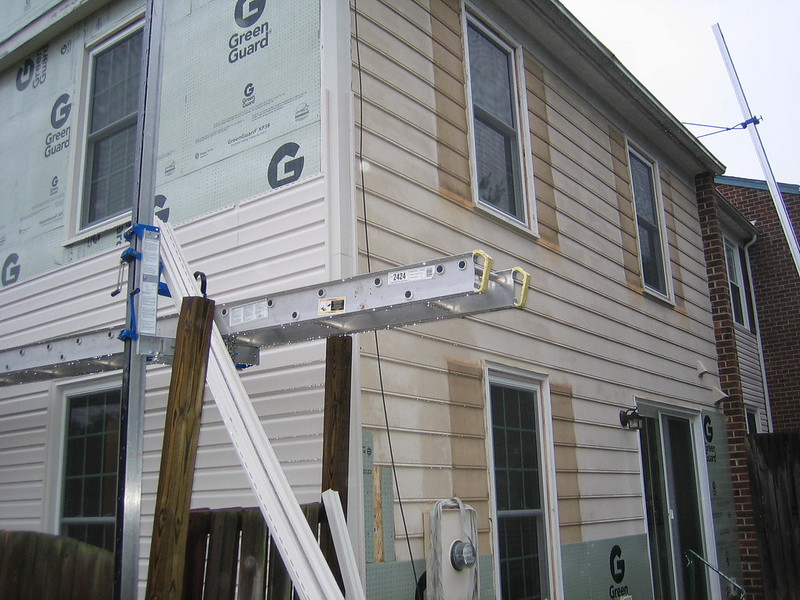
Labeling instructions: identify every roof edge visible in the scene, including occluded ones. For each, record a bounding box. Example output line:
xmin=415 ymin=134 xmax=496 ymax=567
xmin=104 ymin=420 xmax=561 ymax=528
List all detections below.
xmin=542 ymin=0 xmax=726 ymax=176
xmin=715 ymin=175 xmax=800 ymax=196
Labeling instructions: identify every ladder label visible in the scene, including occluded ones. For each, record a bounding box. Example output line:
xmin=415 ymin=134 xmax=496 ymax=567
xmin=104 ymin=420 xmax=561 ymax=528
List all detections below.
xmin=318 ymin=297 xmax=346 ymax=315
xmin=229 ymin=299 xmax=269 ymax=326
xmin=388 ymin=266 xmax=434 ymax=285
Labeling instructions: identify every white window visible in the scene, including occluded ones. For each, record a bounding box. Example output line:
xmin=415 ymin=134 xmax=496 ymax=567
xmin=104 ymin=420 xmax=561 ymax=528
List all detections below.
xmin=629 ymin=148 xmax=669 ymax=297
xmin=60 ymin=387 xmax=121 ymax=551
xmin=745 ymin=407 xmax=760 ymax=434
xmin=466 ymin=17 xmax=531 ymax=224
xmin=486 ymin=371 xmax=560 ymax=599
xmin=724 ymin=237 xmax=750 ymax=328
xmin=80 ymin=27 xmax=143 ymax=229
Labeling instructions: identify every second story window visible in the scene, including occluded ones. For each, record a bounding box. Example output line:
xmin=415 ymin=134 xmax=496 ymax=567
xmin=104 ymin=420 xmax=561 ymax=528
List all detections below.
xmin=629 ymin=148 xmax=669 ymax=297
xmin=724 ymin=237 xmax=752 ymax=329
xmin=82 ymin=28 xmax=143 ymax=229
xmin=466 ymin=18 xmax=527 ymax=222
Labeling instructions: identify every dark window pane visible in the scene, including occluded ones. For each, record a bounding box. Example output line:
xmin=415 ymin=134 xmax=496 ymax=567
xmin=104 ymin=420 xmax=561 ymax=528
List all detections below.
xmin=630 ymin=151 xmax=667 ymax=294
xmin=492 ymin=383 xmax=546 ymax=599
xmin=468 ymin=24 xmax=514 ymax=127
xmin=63 ymin=478 xmax=82 ymax=518
xmin=65 ymin=437 xmax=85 ymax=477
xmin=467 ymin=21 xmax=522 ymax=220
xmin=631 ymin=154 xmax=656 ymax=223
xmin=474 ymin=117 xmax=516 ymax=213
xmin=61 ymin=389 xmax=121 ymax=549
xmin=83 ymin=30 xmax=142 ymax=228
xmin=498 ymin=516 xmax=543 ymax=600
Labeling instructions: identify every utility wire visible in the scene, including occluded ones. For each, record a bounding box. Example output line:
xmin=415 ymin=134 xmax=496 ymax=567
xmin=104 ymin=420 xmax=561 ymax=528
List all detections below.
xmin=353 ymin=0 xmax=420 ymax=589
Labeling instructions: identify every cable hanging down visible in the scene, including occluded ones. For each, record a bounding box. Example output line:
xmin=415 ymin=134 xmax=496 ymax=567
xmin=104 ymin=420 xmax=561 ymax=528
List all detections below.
xmin=353 ymin=0 xmax=420 ymax=591
xmin=683 ymin=115 xmax=761 ymax=138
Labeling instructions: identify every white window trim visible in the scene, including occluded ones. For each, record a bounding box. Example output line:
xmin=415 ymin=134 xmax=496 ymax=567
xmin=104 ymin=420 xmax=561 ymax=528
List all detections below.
xmin=633 ymin=398 xmax=722 ymax=600
xmin=626 ymin=143 xmax=674 ymax=302
xmin=484 ymin=363 xmax=563 ymax=600
xmin=463 ymin=6 xmax=538 ymax=235
xmin=43 ymin=374 xmax=121 ymax=535
xmin=723 ymin=236 xmax=750 ymax=329
xmin=745 ymin=405 xmax=762 ymax=434
xmin=63 ymin=16 xmax=143 ymax=245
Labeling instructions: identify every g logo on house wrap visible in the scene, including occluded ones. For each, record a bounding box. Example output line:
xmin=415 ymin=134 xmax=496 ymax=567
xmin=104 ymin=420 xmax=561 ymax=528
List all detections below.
xmin=2 ymin=254 xmax=21 ymax=286
xmin=704 ymin=415 xmax=713 ymax=443
xmin=609 ymin=545 xmax=625 ymax=584
xmin=234 ymin=0 xmax=266 ymax=28
xmin=16 ymin=59 xmax=35 ymax=91
xmin=51 ymin=94 xmax=72 ymax=128
xmin=268 ymin=142 xmax=304 ymax=188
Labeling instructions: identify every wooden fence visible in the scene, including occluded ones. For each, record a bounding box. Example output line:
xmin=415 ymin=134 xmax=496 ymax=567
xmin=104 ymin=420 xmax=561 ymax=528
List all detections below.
xmin=745 ymin=432 xmax=800 ymax=599
xmin=0 ymin=530 xmax=113 ymax=600
xmin=185 ymin=505 xmax=321 ymax=600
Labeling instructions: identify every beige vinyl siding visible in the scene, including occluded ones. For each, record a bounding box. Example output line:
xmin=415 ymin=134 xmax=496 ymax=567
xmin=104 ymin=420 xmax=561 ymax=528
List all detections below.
xmin=735 ymin=327 xmax=768 ymax=426
xmin=353 ymin=0 xmax=719 ymax=560
xmin=0 ymin=177 xmax=331 ymax=589
xmin=0 ymin=384 xmax=50 ymax=530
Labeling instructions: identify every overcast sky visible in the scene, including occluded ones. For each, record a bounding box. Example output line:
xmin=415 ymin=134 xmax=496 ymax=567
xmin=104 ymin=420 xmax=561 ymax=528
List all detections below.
xmin=558 ymin=0 xmax=799 ymax=185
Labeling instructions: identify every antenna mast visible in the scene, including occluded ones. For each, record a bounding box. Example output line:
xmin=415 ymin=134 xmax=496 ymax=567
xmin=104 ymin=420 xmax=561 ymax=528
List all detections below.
xmin=713 ymin=23 xmax=800 ymax=278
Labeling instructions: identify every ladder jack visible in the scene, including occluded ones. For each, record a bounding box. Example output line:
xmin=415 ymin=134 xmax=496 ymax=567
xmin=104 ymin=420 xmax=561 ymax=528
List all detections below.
xmin=0 ymin=217 xmax=531 ymax=599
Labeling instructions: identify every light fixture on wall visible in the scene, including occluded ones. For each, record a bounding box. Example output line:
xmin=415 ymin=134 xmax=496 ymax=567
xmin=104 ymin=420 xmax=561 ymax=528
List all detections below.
xmin=619 ymin=407 xmax=644 ymax=430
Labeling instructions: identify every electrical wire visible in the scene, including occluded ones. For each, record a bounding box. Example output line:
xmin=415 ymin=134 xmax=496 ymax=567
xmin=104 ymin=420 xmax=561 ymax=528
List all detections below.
xmin=353 ymin=0 xmax=420 ymax=589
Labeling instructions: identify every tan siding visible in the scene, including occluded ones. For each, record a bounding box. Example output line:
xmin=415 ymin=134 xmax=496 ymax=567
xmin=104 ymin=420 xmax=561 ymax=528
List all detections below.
xmin=353 ymin=0 xmax=719 ymax=555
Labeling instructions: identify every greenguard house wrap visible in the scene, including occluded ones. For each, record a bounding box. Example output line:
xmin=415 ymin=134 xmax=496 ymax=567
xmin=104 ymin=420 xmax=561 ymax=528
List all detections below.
xmin=0 ymin=0 xmax=321 ymax=286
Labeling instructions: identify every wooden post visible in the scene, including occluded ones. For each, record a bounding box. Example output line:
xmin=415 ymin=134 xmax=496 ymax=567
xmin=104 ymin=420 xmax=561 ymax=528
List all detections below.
xmin=145 ymin=296 xmax=215 ymax=600
xmin=320 ymin=335 xmax=353 ymax=591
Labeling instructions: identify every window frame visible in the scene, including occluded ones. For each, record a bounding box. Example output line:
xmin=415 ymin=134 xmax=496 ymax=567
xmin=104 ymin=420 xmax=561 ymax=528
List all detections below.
xmin=65 ymin=17 xmax=144 ymax=242
xmin=627 ymin=145 xmax=672 ymax=300
xmin=723 ymin=236 xmax=751 ymax=330
xmin=464 ymin=10 xmax=536 ymax=232
xmin=484 ymin=365 xmax=562 ymax=599
xmin=745 ymin=407 xmax=761 ymax=434
xmin=44 ymin=376 xmax=122 ymax=550
xmin=635 ymin=399 xmax=720 ymax=600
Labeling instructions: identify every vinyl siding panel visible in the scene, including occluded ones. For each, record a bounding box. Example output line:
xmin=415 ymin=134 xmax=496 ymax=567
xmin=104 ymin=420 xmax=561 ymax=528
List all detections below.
xmin=0 ymin=176 xmax=331 ymax=587
xmin=353 ymin=0 xmax=719 ymax=560
xmin=736 ymin=326 xmax=768 ymax=428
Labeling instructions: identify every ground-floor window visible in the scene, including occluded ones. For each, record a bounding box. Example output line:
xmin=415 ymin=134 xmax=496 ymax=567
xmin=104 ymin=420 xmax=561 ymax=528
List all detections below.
xmin=488 ymin=376 xmax=552 ymax=600
xmin=60 ymin=388 xmax=121 ymax=551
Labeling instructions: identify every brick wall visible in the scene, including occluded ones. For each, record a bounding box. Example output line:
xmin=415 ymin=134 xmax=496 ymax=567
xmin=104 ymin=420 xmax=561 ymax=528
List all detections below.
xmin=696 ymin=173 xmax=764 ymax=598
xmin=716 ymin=182 xmax=800 ymax=432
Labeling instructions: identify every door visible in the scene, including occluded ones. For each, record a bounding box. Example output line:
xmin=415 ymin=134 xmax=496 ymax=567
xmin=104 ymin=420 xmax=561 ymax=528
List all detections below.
xmin=640 ymin=414 xmax=708 ymax=600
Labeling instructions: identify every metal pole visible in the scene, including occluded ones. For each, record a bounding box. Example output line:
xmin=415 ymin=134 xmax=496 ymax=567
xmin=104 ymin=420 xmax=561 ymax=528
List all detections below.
xmin=114 ymin=0 xmax=165 ymax=598
xmin=713 ymin=23 xmax=800 ymax=279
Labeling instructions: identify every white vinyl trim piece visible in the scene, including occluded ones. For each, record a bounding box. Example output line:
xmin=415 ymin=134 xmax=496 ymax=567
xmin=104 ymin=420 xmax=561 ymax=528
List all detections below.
xmin=157 ymin=216 xmax=344 ymax=600
xmin=322 ymin=489 xmax=366 ymax=600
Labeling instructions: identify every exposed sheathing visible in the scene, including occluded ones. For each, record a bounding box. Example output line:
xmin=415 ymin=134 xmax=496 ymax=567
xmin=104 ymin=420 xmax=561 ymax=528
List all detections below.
xmin=526 ymin=53 xmax=560 ymax=248
xmin=430 ymin=0 xmax=471 ymax=206
xmin=550 ymin=382 xmax=581 ymax=544
xmin=660 ymin=170 xmax=686 ymax=311
xmin=446 ymin=360 xmax=489 ymax=536
xmin=608 ymin=124 xmax=641 ymax=290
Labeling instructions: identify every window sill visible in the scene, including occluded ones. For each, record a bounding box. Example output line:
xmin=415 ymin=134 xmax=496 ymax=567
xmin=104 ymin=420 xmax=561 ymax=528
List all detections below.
xmin=63 ymin=212 xmax=132 ymax=247
xmin=475 ymin=201 xmax=540 ymax=241
xmin=642 ymin=286 xmax=676 ymax=308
